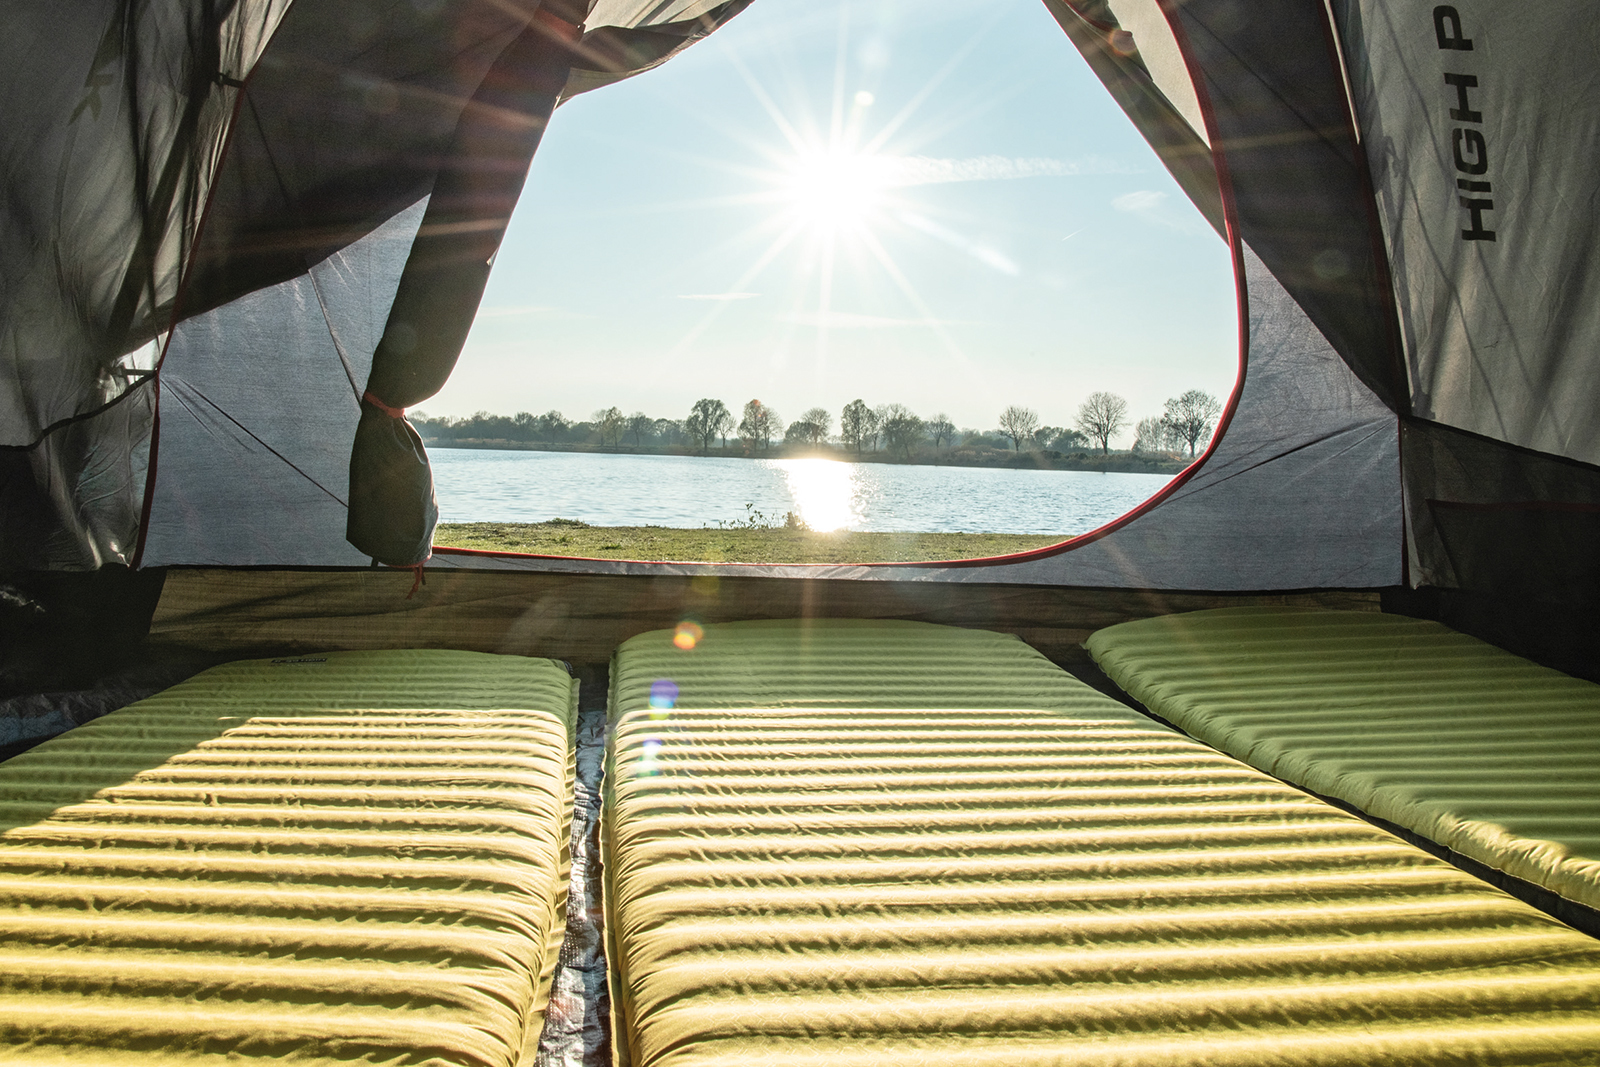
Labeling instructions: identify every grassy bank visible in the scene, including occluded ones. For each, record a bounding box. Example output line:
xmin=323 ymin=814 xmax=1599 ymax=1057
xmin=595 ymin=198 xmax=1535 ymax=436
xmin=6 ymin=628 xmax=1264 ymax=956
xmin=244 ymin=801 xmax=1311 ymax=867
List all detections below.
xmin=437 ymin=520 xmax=1065 ymax=563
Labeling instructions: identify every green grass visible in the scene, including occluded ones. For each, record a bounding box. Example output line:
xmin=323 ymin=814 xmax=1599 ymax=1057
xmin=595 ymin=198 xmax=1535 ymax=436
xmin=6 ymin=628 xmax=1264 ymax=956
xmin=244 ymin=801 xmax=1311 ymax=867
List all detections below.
xmin=437 ymin=520 xmax=1065 ymax=563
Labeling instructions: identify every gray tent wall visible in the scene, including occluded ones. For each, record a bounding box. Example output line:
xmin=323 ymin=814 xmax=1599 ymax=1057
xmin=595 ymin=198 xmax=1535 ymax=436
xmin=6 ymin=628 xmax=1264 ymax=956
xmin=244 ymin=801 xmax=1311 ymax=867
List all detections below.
xmin=1333 ymin=0 xmax=1600 ymax=645
xmin=137 ymin=202 xmax=424 ymax=568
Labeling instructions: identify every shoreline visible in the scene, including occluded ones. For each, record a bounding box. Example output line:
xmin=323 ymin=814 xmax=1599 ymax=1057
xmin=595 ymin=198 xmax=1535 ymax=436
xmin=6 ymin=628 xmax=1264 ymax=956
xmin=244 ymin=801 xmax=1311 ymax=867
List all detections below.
xmin=422 ymin=439 xmax=1190 ymax=476
xmin=436 ymin=521 xmax=1069 ymax=564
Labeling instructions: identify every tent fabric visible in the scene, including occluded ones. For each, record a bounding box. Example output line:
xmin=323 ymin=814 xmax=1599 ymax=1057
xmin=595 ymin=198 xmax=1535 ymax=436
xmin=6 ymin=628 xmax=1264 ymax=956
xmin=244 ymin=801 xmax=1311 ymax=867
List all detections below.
xmin=985 ymin=245 xmax=1401 ymax=589
xmin=0 ymin=648 xmax=577 ymax=1066
xmin=0 ymin=0 xmax=289 ymax=450
xmin=1085 ymin=605 xmax=1600 ymax=913
xmin=1401 ymin=418 xmax=1600 ymax=606
xmin=348 ymin=5 xmax=582 ymax=566
xmin=1148 ymin=0 xmax=1408 ymax=413
xmin=138 ymin=201 xmax=422 ymax=568
xmin=1332 ymin=0 xmax=1600 ymax=614
xmin=0 ymin=0 xmax=286 ymax=570
xmin=562 ymin=1 xmax=755 ymax=100
xmin=175 ymin=0 xmax=551 ymax=326
xmin=0 ymin=383 xmax=153 ymax=571
xmin=604 ymin=619 xmax=1600 ymax=1067
xmin=1336 ymin=0 xmax=1600 ymax=466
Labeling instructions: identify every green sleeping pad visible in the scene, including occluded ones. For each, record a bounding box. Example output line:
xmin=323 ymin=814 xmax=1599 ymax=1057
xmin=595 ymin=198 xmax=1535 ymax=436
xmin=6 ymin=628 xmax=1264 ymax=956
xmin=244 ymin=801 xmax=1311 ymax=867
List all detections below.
xmin=1086 ymin=605 xmax=1600 ymax=914
xmin=0 ymin=649 xmax=576 ymax=1066
xmin=605 ymin=618 xmax=1600 ymax=1067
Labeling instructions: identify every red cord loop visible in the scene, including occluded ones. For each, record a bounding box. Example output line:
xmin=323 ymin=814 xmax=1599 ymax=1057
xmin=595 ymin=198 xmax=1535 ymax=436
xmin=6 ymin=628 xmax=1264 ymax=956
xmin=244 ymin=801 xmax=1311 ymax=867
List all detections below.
xmin=405 ymin=563 xmax=426 ymax=600
xmin=362 ymin=391 xmax=407 ymax=419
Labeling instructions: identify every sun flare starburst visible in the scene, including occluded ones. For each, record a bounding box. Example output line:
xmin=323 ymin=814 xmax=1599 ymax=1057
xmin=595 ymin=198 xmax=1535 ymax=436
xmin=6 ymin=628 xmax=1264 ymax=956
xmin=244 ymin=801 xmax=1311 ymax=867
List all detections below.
xmin=781 ymin=148 xmax=892 ymax=233
xmin=656 ymin=9 xmax=1004 ymax=371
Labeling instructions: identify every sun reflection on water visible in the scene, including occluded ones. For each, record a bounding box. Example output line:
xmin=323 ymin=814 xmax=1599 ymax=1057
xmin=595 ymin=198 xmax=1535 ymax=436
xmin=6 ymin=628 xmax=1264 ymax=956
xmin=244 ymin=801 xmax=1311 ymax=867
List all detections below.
xmin=774 ymin=458 xmax=861 ymax=532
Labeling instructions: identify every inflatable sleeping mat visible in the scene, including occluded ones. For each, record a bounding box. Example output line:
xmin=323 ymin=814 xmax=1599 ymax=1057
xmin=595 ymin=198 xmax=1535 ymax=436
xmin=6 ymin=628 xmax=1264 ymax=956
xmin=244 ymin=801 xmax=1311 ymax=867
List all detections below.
xmin=604 ymin=619 xmax=1600 ymax=1067
xmin=0 ymin=649 xmax=576 ymax=1066
xmin=1086 ymin=606 xmax=1600 ymax=916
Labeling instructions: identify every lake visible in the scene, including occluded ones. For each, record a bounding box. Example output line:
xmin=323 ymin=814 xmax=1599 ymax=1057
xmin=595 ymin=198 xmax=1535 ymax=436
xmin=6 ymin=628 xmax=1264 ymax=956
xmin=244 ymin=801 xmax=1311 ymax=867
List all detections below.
xmin=431 ymin=449 xmax=1172 ymax=536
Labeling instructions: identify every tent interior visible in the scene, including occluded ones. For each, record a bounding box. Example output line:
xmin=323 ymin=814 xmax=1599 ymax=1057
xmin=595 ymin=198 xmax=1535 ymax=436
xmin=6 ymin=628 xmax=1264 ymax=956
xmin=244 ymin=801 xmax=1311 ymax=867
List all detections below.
xmin=6 ymin=0 xmax=1597 ymax=691
xmin=3 ymin=0 xmax=1600 ymax=1060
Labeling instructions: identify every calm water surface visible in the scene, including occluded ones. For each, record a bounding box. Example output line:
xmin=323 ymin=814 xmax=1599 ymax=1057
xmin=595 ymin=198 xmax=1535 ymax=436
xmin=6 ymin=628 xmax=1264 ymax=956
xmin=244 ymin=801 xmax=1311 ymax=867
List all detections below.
xmin=432 ymin=449 xmax=1171 ymax=536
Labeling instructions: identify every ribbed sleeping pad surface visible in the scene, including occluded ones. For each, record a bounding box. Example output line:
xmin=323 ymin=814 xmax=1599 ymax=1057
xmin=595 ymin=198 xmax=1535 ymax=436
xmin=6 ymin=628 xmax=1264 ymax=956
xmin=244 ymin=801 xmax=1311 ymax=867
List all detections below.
xmin=0 ymin=649 xmax=576 ymax=1066
xmin=1086 ymin=606 xmax=1600 ymax=914
xmin=604 ymin=620 xmax=1600 ymax=1066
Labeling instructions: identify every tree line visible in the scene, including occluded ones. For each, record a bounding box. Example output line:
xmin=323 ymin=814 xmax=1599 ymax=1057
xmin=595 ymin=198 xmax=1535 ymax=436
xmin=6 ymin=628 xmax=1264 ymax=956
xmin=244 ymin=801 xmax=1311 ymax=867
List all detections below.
xmin=411 ymin=389 xmax=1223 ymax=460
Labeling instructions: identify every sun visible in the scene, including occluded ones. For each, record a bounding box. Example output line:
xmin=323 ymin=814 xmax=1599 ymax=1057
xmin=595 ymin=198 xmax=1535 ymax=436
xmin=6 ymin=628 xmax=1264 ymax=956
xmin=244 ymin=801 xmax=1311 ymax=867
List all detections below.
xmin=780 ymin=146 xmax=893 ymax=234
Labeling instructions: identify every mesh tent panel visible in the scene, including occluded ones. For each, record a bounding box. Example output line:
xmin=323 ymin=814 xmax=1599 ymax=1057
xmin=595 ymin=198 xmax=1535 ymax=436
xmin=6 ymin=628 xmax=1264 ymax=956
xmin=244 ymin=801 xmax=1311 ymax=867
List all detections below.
xmin=138 ymin=201 xmax=423 ymax=568
xmin=0 ymin=0 xmax=288 ymax=449
xmin=0 ymin=386 xmax=153 ymax=571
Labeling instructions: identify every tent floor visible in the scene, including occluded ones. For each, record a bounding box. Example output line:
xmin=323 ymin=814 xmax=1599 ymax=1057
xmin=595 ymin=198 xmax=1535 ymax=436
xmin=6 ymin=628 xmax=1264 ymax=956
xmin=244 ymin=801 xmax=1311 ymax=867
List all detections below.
xmin=5 ymin=566 xmax=1596 ymax=1063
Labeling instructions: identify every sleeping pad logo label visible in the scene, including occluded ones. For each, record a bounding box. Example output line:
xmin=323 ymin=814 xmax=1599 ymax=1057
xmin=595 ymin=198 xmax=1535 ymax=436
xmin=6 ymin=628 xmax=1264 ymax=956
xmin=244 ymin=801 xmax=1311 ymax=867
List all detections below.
xmin=1434 ymin=5 xmax=1495 ymax=242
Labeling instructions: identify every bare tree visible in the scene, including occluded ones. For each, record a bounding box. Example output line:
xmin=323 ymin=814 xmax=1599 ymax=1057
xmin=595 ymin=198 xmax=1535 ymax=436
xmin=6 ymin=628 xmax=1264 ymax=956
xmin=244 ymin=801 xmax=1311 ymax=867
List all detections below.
xmin=685 ymin=398 xmax=732 ymax=455
xmin=879 ymin=403 xmax=925 ymax=460
xmin=1051 ymin=428 xmax=1088 ymax=451
xmin=997 ymin=405 xmax=1041 ymax=452
xmin=870 ymin=404 xmax=895 ymax=452
xmin=593 ymin=406 xmax=625 ymax=448
xmin=1075 ymin=391 xmax=1129 ymax=454
xmin=652 ymin=417 xmax=684 ymax=445
xmin=785 ymin=407 xmax=831 ymax=447
xmin=840 ymin=399 xmax=877 ymax=456
xmin=738 ymin=399 xmax=781 ymax=452
xmin=1132 ymin=415 xmax=1177 ymax=455
xmin=800 ymin=407 xmax=831 ymax=444
xmin=1161 ymin=389 xmax=1223 ymax=456
xmin=626 ymin=411 xmax=653 ymax=448
xmin=926 ymin=413 xmax=955 ymax=451
xmin=784 ymin=419 xmax=816 ymax=446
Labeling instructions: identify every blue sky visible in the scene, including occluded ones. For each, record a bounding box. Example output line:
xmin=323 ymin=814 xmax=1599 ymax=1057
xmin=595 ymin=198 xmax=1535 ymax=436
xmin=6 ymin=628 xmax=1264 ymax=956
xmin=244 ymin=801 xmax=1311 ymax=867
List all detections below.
xmin=424 ymin=0 xmax=1236 ymax=445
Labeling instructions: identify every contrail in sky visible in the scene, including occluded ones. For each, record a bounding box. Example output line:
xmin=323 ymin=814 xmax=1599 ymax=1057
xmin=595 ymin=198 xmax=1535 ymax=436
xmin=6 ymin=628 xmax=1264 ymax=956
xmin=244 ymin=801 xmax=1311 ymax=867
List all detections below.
xmin=882 ymin=155 xmax=1135 ymax=187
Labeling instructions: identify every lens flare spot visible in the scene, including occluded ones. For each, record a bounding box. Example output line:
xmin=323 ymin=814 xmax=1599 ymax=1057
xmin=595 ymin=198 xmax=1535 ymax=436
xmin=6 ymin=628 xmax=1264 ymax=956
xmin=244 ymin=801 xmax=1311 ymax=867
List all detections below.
xmin=673 ymin=621 xmax=705 ymax=650
xmin=636 ymin=738 xmax=665 ymax=776
xmin=649 ymin=678 xmax=679 ymax=710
